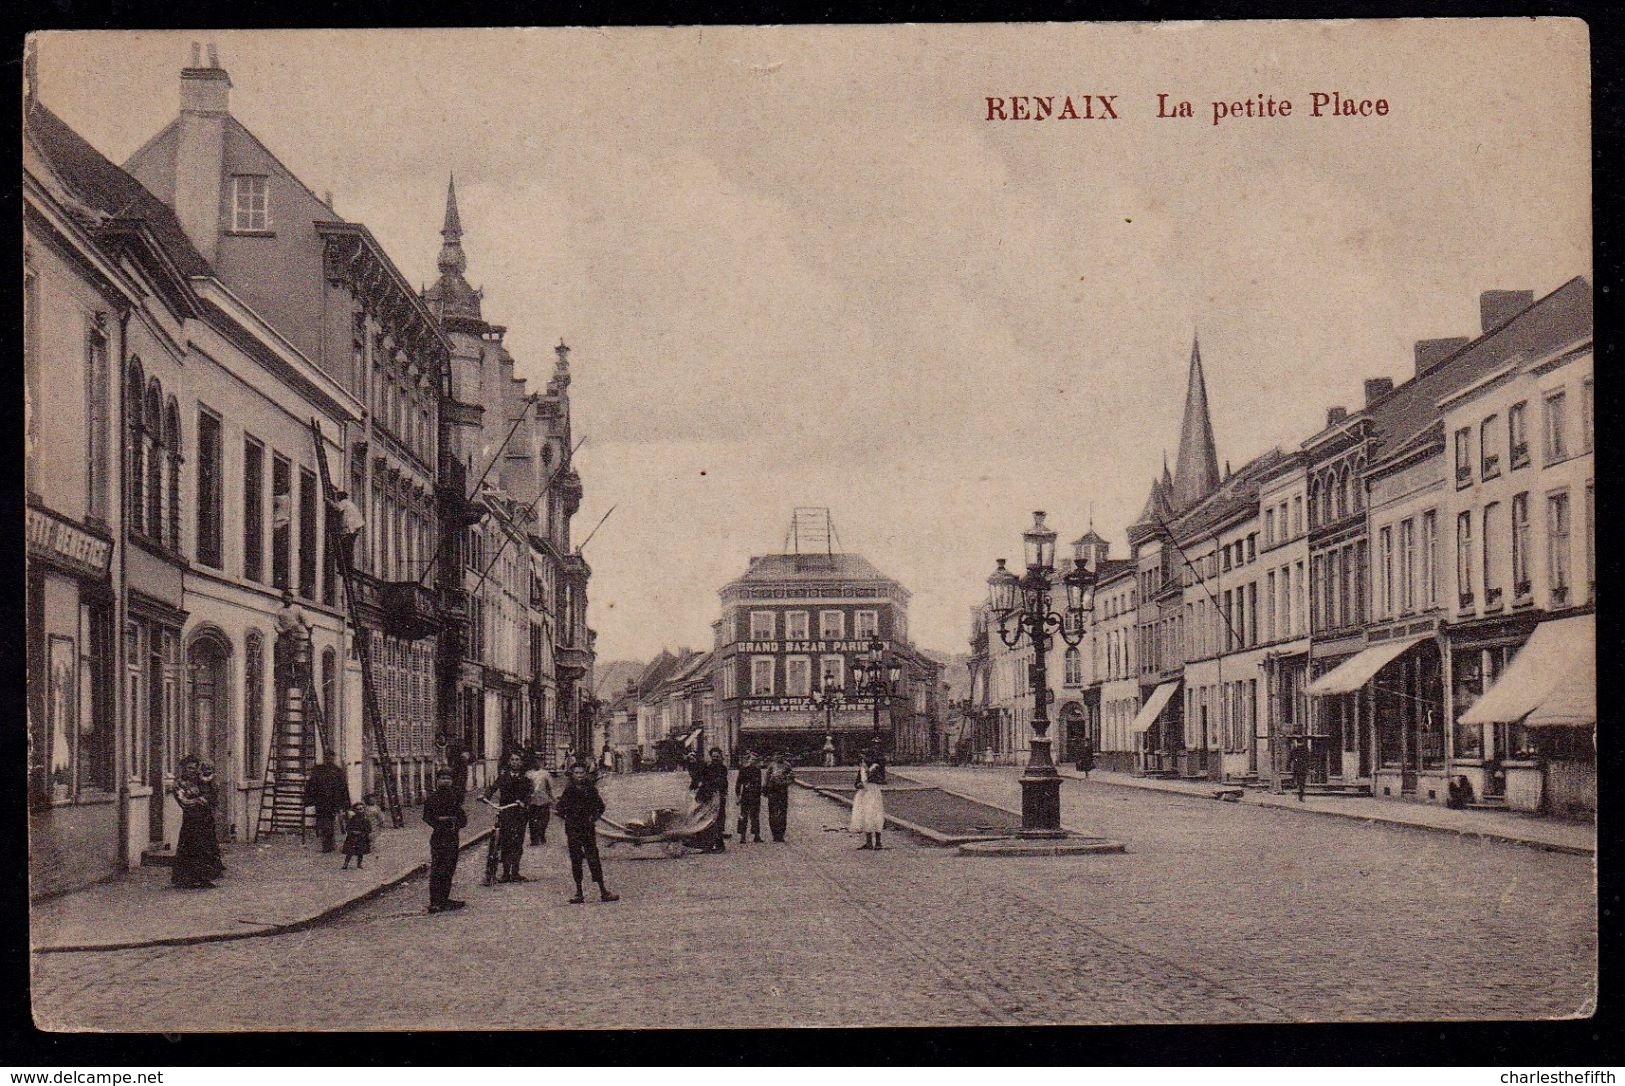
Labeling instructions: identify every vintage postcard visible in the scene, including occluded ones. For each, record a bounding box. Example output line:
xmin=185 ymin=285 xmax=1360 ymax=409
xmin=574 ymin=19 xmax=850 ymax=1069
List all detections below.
xmin=24 ymin=21 xmax=1593 ymax=1031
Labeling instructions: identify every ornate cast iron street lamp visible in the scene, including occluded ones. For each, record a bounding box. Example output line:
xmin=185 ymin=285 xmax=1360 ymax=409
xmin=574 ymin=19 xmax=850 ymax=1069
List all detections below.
xmin=986 ymin=511 xmax=1098 ymax=835
xmin=850 ymin=635 xmax=903 ymax=758
xmin=809 ymin=681 xmax=844 ymax=763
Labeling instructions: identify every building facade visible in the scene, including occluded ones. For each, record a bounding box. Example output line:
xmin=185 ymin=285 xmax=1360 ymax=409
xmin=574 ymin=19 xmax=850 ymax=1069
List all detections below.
xmin=714 ymin=548 xmax=937 ymax=764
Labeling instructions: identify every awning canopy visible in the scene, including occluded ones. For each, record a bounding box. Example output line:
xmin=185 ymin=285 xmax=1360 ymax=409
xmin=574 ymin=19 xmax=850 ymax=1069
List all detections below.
xmin=1460 ymin=615 xmax=1594 ymax=727
xmin=1130 ymin=681 xmax=1181 ymax=734
xmin=1307 ymin=636 xmax=1427 ymax=697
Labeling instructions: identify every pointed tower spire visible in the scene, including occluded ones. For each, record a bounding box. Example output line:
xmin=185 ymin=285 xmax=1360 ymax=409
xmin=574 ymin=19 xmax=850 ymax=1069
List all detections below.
xmin=438 ymin=174 xmax=466 ymax=277
xmin=1171 ymin=334 xmax=1220 ymax=510
xmin=1161 ymin=450 xmax=1172 ymax=490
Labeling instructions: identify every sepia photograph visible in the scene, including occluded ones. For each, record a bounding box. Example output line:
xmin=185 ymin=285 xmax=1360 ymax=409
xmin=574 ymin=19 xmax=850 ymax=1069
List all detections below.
xmin=21 ymin=21 xmax=1595 ymax=1033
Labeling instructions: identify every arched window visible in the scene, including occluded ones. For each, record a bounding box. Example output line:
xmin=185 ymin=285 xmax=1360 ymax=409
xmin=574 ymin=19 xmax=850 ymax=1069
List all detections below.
xmin=1335 ymin=466 xmax=1349 ymax=520
xmin=165 ymin=399 xmax=183 ymax=550
xmin=1350 ymin=457 xmax=1365 ymax=512
xmin=244 ymin=631 xmax=265 ymax=779
xmin=144 ymin=381 xmax=164 ymax=541
xmin=127 ymin=359 xmax=146 ymax=536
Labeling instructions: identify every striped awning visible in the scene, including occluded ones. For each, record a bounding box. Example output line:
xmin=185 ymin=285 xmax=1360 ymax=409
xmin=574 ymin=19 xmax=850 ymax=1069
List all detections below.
xmin=1306 ymin=636 xmax=1426 ymax=697
xmin=1460 ymin=615 xmax=1594 ymax=727
xmin=1130 ymin=681 xmax=1181 ymax=734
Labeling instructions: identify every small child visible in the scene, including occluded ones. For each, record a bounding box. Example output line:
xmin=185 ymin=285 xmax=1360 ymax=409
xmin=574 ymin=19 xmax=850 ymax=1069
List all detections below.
xmin=361 ymin=793 xmax=386 ymax=838
xmin=341 ymin=800 xmax=372 ymax=869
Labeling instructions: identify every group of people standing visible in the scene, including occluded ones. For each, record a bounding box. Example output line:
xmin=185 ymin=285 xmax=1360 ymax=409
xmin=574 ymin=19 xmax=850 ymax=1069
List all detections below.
xmin=683 ymin=747 xmax=798 ymax=851
xmin=423 ymin=750 xmax=619 ymax=914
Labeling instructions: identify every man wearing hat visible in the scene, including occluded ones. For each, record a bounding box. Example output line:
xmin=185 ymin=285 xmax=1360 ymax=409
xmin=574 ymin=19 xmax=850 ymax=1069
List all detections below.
xmin=422 ymin=767 xmax=467 ymax=913
xmin=734 ymin=752 xmax=764 ymax=844
xmin=483 ymin=752 xmax=534 ymax=883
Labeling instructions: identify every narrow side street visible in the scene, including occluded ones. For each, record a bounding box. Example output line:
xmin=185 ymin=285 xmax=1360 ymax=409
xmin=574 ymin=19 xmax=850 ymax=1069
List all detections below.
xmin=32 ymin=771 xmax=1595 ymax=1030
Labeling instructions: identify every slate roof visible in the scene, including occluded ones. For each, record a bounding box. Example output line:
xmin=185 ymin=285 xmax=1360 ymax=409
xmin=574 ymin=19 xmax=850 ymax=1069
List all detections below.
xmin=1363 ymin=277 xmax=1591 ymax=464
xmin=25 ymin=100 xmax=211 ymax=278
xmin=731 ymin=552 xmax=899 ymax=585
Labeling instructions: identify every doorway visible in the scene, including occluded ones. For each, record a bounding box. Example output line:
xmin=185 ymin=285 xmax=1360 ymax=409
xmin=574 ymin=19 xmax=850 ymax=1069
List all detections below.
xmin=187 ymin=629 xmax=233 ymax=841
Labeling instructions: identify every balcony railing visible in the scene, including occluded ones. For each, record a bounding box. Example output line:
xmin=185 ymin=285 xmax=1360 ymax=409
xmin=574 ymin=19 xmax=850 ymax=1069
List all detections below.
xmin=380 ymin=578 xmax=440 ymax=640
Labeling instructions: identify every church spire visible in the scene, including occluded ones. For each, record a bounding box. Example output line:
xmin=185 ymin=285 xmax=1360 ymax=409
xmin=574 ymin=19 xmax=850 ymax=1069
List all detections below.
xmin=1171 ymin=334 xmax=1220 ymax=510
xmin=438 ymin=174 xmax=466 ymax=277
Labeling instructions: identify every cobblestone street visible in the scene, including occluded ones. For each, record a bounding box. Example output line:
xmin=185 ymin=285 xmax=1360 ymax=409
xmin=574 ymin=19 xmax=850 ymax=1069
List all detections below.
xmin=31 ymin=770 xmax=1595 ymax=1030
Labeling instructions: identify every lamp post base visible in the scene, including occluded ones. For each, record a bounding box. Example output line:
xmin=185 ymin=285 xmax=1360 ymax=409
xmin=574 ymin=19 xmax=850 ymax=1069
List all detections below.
xmin=1019 ymin=774 xmax=1062 ymax=834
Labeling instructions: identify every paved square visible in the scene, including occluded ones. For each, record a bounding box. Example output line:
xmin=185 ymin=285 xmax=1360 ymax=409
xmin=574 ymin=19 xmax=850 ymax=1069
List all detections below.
xmin=31 ymin=770 xmax=1595 ymax=1030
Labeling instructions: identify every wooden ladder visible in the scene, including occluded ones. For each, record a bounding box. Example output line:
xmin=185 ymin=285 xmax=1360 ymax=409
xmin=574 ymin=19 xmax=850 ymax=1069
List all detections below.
xmin=308 ymin=417 xmax=405 ymax=829
xmin=252 ymin=650 xmax=326 ymax=841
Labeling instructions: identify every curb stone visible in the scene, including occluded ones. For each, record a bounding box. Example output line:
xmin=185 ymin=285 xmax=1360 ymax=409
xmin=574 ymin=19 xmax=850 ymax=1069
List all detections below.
xmin=33 ymin=827 xmax=497 ymax=955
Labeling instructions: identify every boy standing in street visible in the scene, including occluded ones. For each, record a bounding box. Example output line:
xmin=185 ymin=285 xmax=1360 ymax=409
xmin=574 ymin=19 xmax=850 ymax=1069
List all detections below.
xmin=555 ymin=764 xmax=619 ymax=904
xmin=735 ymin=752 xmax=764 ymax=843
xmin=423 ymin=768 xmax=467 ymax=914
xmin=763 ymin=752 xmax=795 ymax=843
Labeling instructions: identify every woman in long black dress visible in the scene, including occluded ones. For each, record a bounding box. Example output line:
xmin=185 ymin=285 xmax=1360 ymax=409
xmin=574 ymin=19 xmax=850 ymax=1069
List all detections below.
xmin=172 ymin=772 xmax=217 ymax=889
xmin=196 ymin=762 xmax=226 ymax=879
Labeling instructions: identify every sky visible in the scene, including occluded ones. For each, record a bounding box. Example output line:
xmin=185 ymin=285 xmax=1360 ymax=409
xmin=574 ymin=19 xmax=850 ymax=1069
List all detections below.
xmin=34 ymin=22 xmax=1590 ymax=663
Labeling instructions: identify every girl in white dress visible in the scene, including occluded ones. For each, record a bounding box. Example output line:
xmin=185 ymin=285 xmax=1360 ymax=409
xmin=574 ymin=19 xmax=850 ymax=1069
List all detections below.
xmin=850 ymin=760 xmax=886 ymax=849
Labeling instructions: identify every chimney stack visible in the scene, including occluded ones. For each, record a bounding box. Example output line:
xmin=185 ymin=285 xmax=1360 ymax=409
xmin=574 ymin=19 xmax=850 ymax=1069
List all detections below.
xmin=1327 ymin=406 xmax=1348 ymax=427
xmin=1414 ymin=337 xmax=1469 ymax=378
xmin=1364 ymin=377 xmax=1395 ymax=405
xmin=175 ymin=44 xmax=231 ymax=262
xmin=1479 ymin=289 xmax=1535 ymax=333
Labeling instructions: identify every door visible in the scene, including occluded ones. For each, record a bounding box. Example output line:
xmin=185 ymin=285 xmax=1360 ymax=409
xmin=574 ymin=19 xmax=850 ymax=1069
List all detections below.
xmin=187 ymin=633 xmax=232 ymax=841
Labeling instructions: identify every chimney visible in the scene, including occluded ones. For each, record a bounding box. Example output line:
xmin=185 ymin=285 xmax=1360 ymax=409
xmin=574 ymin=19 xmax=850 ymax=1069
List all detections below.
xmin=175 ymin=44 xmax=231 ymax=263
xmin=1414 ymin=337 xmax=1470 ymax=378
xmin=1327 ymin=406 xmax=1348 ymax=427
xmin=1479 ymin=290 xmax=1535 ymax=333
xmin=1364 ymin=377 xmax=1395 ymax=405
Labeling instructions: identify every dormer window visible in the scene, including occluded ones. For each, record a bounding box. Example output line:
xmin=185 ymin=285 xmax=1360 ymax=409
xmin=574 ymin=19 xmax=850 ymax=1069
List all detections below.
xmin=232 ymin=175 xmax=269 ymax=232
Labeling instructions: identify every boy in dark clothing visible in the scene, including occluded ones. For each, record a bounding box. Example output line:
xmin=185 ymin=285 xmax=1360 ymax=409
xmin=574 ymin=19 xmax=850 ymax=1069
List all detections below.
xmin=555 ymin=764 xmax=618 ymax=904
xmin=735 ymin=752 xmax=764 ymax=843
xmin=763 ymin=753 xmax=795 ymax=842
xmin=483 ymin=753 xmax=534 ymax=883
xmin=1288 ymin=738 xmax=1310 ymax=802
xmin=695 ymin=747 xmax=730 ymax=852
xmin=422 ymin=769 xmax=467 ymax=913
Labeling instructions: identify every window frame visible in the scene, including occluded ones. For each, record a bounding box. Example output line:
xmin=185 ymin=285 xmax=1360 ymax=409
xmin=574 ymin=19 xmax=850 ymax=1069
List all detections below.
xmin=230 ymin=175 xmax=270 ymax=233
xmin=194 ymin=406 xmax=224 ymax=569
xmin=749 ymin=610 xmax=775 ymax=642
xmin=750 ymin=655 xmax=776 ymax=697
xmin=784 ymin=610 xmax=810 ymax=641
xmin=819 ymin=610 xmax=845 ymax=640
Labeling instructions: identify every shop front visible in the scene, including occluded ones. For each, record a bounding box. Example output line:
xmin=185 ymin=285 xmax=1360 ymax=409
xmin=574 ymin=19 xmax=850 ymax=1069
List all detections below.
xmin=1130 ymin=680 xmax=1181 ymax=776
xmin=1308 ymin=630 xmax=1436 ymax=799
xmin=27 ymin=504 xmax=120 ymax=898
xmin=1457 ymin=613 xmax=1594 ymax=818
